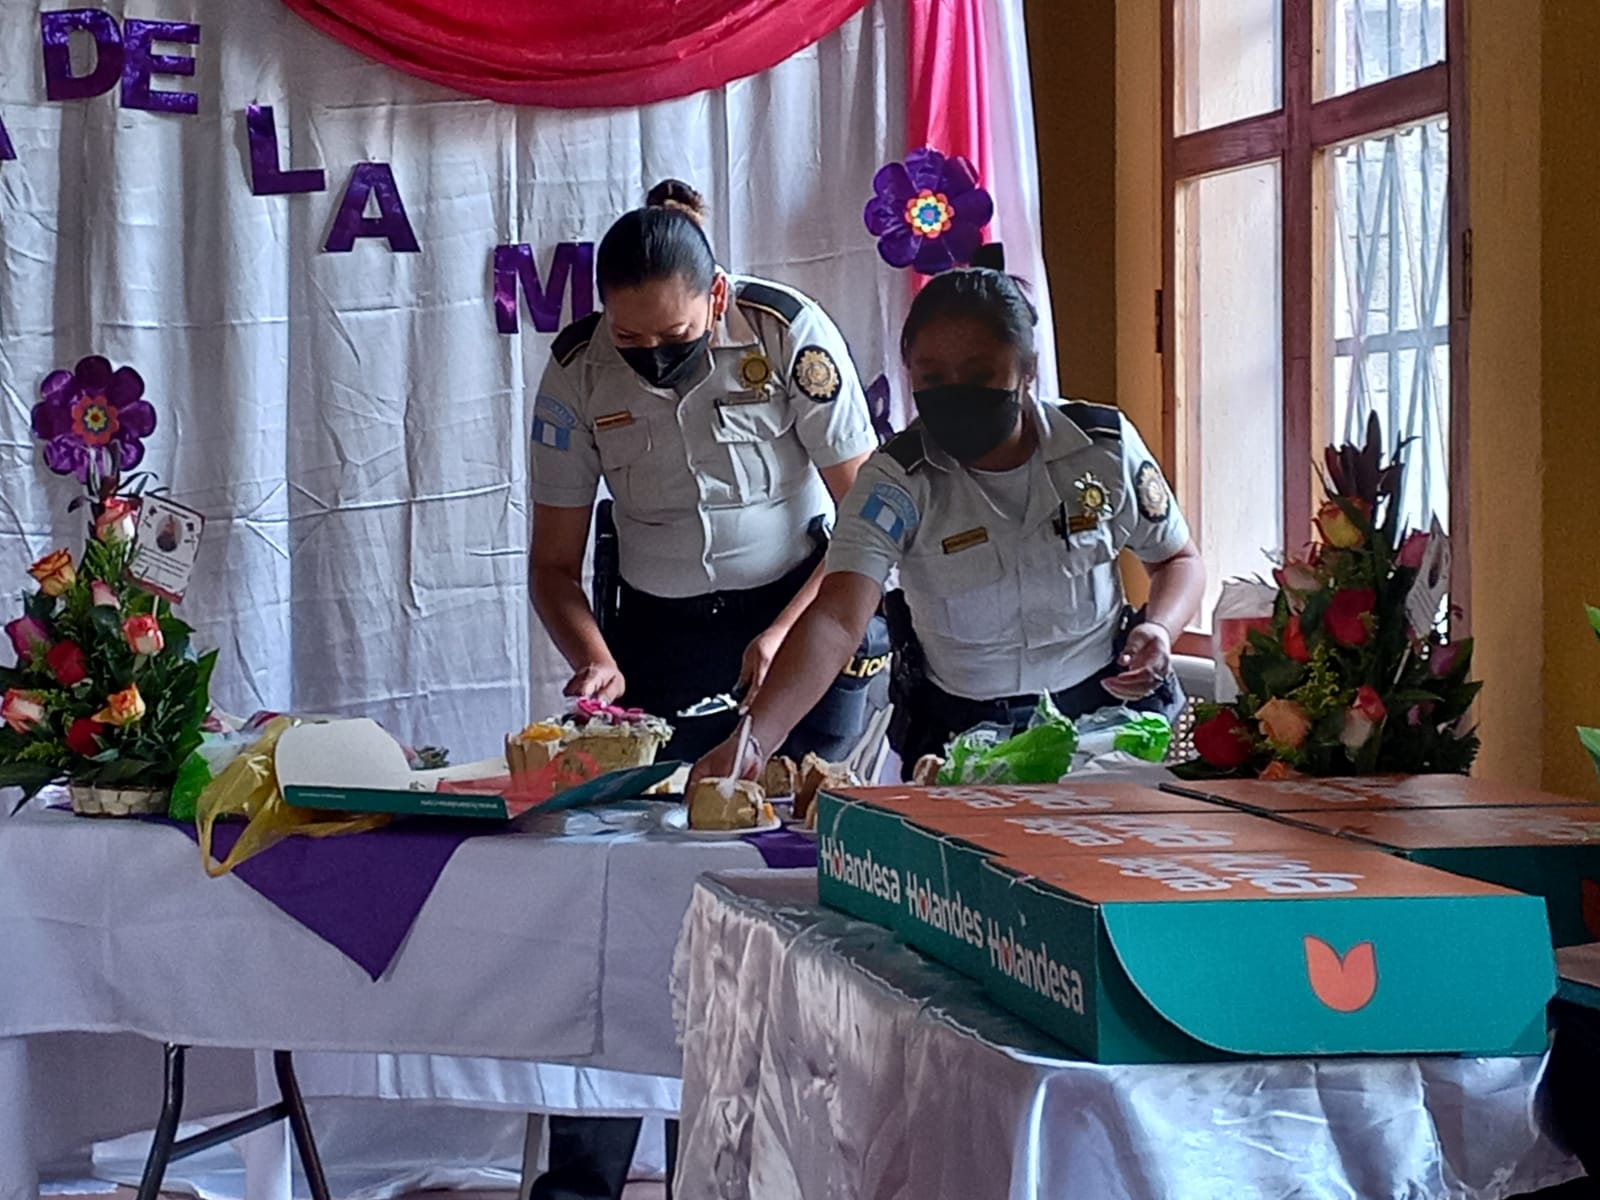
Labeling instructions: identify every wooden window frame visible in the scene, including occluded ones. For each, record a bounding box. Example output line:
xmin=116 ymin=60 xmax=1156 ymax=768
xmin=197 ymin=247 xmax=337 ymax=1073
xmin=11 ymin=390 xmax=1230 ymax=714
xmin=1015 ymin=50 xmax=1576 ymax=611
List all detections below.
xmin=1160 ymin=0 xmax=1470 ymax=658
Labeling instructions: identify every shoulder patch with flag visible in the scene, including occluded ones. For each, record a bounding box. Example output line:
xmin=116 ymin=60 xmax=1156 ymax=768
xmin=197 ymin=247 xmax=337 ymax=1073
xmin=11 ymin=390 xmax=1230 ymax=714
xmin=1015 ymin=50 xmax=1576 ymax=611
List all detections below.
xmin=532 ymin=394 xmax=577 ymax=451
xmin=859 ymin=481 xmax=919 ymax=546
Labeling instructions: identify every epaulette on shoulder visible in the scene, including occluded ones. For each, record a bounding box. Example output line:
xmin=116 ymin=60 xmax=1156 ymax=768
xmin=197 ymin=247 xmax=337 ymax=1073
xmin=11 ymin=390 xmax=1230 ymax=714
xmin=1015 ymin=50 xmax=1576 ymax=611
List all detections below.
xmin=1060 ymin=398 xmax=1123 ymax=440
xmin=735 ymin=280 xmax=806 ymax=326
xmin=883 ymin=428 xmax=926 ymax=474
xmin=552 ymin=311 xmax=603 ymax=368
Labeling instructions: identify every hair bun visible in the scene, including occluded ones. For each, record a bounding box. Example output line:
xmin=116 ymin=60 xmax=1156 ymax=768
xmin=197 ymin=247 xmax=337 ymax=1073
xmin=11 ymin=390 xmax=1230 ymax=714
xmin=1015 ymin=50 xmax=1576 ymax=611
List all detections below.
xmin=971 ymin=243 xmax=1006 ymax=271
xmin=645 ymin=179 xmax=709 ymax=226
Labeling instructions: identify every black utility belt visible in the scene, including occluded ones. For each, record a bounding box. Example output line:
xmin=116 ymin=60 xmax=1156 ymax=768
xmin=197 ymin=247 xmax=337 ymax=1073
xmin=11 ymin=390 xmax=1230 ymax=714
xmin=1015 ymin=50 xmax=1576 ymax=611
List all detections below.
xmin=618 ymin=546 xmax=822 ymax=624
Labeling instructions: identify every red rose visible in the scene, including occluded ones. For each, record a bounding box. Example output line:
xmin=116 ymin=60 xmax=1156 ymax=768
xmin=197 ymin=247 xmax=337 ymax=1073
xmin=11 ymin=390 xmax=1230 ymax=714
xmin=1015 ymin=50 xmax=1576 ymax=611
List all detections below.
xmin=1193 ymin=710 xmax=1255 ymax=770
xmin=66 ymin=717 xmax=106 ymax=757
xmin=46 ymin=640 xmax=89 ymax=686
xmin=1283 ymin=614 xmax=1310 ymax=663
xmin=1325 ymin=588 xmax=1377 ymax=647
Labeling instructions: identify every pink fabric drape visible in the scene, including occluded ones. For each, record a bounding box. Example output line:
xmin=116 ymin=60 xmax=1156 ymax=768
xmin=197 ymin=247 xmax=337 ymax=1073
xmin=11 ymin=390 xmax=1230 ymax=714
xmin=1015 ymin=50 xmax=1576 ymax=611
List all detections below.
xmin=905 ymin=0 xmax=993 ymax=288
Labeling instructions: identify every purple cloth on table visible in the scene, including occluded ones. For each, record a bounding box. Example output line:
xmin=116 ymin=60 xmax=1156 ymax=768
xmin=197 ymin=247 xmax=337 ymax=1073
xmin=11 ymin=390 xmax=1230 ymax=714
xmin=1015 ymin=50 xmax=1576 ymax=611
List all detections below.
xmin=741 ymin=827 xmax=818 ymax=869
xmin=172 ymin=819 xmax=479 ymax=981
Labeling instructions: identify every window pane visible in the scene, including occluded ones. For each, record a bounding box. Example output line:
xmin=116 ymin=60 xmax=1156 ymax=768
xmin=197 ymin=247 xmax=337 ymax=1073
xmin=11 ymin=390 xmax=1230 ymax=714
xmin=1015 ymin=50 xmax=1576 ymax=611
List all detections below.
xmin=1324 ymin=0 xmax=1445 ymax=97
xmin=1176 ymin=162 xmax=1284 ymax=629
xmin=1176 ymin=0 xmax=1283 ymax=134
xmin=1327 ymin=118 xmax=1450 ymax=536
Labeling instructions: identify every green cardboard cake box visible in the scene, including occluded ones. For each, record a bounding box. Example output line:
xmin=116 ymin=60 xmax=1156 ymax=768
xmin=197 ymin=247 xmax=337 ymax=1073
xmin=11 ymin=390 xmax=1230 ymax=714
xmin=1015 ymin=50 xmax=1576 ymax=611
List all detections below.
xmin=273 ymin=718 xmax=680 ymax=821
xmin=1164 ymin=774 xmax=1598 ymax=816
xmin=976 ymin=848 xmax=1555 ymax=1063
xmin=814 ymin=782 xmax=1226 ymax=939
xmin=1286 ymin=806 xmax=1600 ymax=946
xmin=891 ymin=811 xmax=1356 ymax=978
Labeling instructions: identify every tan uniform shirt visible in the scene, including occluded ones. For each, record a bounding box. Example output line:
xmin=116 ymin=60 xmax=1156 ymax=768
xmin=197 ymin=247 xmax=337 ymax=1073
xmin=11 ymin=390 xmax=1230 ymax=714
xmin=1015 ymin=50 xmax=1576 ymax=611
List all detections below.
xmin=529 ymin=275 xmax=876 ymax=598
xmin=826 ymin=400 xmax=1190 ymax=700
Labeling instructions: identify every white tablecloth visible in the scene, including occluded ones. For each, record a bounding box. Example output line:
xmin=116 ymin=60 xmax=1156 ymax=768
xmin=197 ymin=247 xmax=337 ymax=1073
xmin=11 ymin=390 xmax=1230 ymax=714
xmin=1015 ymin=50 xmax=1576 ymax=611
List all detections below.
xmin=0 ymin=804 xmax=778 ymax=1200
xmin=671 ymin=871 xmax=1586 ymax=1200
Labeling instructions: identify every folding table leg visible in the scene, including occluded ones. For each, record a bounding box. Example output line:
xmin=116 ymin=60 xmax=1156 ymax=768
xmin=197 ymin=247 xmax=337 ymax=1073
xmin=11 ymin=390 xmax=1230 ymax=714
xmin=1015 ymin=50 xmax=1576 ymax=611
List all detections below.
xmin=273 ymin=1051 xmax=332 ymax=1200
xmin=135 ymin=1044 xmax=188 ymax=1200
xmin=665 ymin=1118 xmax=679 ymax=1200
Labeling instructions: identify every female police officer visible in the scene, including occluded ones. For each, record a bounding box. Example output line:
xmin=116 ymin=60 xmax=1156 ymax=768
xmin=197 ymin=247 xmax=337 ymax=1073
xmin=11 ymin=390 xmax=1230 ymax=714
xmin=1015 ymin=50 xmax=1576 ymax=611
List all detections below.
xmin=693 ymin=257 xmax=1205 ymax=782
xmin=529 ymin=181 xmax=886 ymax=770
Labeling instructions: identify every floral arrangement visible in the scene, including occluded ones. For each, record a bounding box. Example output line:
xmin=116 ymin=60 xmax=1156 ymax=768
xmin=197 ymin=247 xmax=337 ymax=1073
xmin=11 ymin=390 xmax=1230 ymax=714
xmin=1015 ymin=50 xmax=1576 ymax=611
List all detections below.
xmin=1579 ymin=607 xmax=1600 ymax=778
xmin=864 ymin=147 xmax=993 ymax=275
xmin=1182 ymin=414 xmax=1480 ymax=778
xmin=0 ymin=356 xmax=215 ymax=810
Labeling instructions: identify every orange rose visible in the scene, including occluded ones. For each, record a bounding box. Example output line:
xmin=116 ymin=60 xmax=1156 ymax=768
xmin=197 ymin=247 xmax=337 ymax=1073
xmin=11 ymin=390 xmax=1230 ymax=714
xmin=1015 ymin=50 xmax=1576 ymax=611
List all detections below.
xmin=94 ymin=496 xmax=138 ymax=543
xmin=1315 ymin=498 xmax=1370 ymax=550
xmin=1256 ymin=698 xmax=1313 ymax=750
xmin=122 ymin=614 xmax=164 ymax=656
xmin=1259 ymin=760 xmax=1302 ymax=781
xmin=94 ymin=683 xmax=146 ymax=727
xmin=28 ymin=548 xmax=76 ymax=597
xmin=1 ymin=688 xmax=46 ymax=734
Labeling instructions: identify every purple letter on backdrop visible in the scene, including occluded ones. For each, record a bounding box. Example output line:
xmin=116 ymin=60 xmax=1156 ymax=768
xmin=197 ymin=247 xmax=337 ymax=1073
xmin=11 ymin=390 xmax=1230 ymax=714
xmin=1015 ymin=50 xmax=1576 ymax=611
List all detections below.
xmin=41 ymin=9 xmax=123 ymax=102
xmin=325 ymin=163 xmax=420 ymax=253
xmin=246 ymin=105 xmax=325 ymax=195
xmin=121 ymin=20 xmax=200 ymax=115
xmin=494 ymin=242 xmax=595 ymax=334
xmin=0 ymin=116 xmax=14 ymax=162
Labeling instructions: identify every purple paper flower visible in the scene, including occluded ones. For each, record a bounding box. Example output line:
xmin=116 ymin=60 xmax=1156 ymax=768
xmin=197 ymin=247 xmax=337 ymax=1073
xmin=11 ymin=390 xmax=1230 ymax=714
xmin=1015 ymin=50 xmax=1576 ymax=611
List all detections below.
xmin=865 ymin=374 xmax=896 ymax=446
xmin=864 ymin=148 xmax=994 ymax=275
xmin=30 ymin=355 xmax=156 ymax=483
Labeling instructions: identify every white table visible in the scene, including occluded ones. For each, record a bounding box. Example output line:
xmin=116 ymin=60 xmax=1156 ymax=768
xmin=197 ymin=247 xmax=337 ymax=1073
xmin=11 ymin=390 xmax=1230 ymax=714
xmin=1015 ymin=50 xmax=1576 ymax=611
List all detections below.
xmin=671 ymin=871 xmax=1585 ymax=1200
xmin=0 ymin=804 xmax=783 ymax=1200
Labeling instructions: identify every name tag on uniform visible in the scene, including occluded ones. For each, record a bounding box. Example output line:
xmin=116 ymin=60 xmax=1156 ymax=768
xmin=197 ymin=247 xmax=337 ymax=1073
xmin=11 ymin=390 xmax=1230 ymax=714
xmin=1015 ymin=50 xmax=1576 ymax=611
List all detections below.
xmin=717 ymin=391 xmax=771 ymax=407
xmin=941 ymin=527 xmax=989 ymax=554
xmin=1054 ymin=507 xmax=1100 ymax=538
xmin=595 ymin=411 xmax=634 ymax=432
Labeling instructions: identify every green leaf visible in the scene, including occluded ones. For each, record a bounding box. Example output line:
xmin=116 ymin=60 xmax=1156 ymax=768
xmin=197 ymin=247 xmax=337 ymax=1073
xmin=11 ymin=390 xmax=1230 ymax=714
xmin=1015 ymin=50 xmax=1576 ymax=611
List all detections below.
xmin=1580 ymin=727 xmax=1600 ymax=775
xmin=0 ymin=760 xmax=60 ymax=795
xmin=1587 ymin=606 xmax=1600 ymax=641
xmin=87 ymin=756 xmax=158 ymax=784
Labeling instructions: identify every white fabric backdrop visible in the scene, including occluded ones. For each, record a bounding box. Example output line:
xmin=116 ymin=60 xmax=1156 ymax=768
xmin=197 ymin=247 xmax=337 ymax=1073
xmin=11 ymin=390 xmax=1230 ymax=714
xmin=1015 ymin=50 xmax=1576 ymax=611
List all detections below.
xmin=0 ymin=0 xmax=1055 ymax=763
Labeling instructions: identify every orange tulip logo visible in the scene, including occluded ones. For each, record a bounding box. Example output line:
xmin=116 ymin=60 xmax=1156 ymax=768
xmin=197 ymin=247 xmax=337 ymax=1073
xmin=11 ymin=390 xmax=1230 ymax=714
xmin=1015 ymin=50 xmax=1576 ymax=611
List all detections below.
xmin=1304 ymin=936 xmax=1377 ymax=1012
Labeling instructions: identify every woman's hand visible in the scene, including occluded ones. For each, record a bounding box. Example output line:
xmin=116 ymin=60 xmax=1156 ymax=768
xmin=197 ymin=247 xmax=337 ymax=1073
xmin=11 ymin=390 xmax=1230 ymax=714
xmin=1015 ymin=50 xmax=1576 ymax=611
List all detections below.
xmin=1101 ymin=623 xmax=1172 ymax=702
xmin=689 ymin=727 xmax=765 ymax=784
xmin=563 ymin=661 xmax=626 ymax=704
xmin=738 ymin=627 xmax=786 ymax=704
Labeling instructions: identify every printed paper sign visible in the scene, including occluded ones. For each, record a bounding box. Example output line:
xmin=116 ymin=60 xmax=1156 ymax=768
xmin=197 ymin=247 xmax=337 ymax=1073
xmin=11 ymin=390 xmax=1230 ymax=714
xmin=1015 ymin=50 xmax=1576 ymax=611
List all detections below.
xmin=128 ymin=496 xmax=206 ymax=602
xmin=1405 ymin=517 xmax=1451 ymax=636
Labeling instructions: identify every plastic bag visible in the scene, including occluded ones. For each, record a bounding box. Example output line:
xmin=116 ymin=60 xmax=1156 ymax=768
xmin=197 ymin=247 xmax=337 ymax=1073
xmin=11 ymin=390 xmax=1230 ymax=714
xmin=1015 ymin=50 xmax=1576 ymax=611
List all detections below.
xmin=1075 ymin=707 xmax=1173 ymax=763
xmin=169 ymin=730 xmax=262 ymax=822
xmin=194 ymin=717 xmax=386 ymax=877
xmin=1213 ymin=580 xmax=1277 ymax=703
xmin=936 ymin=696 xmax=1079 ymax=784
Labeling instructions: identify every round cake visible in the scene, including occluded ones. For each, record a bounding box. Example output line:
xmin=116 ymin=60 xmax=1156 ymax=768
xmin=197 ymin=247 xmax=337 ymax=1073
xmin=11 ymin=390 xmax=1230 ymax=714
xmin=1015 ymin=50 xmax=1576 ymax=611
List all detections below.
xmin=507 ymin=700 xmax=673 ymax=792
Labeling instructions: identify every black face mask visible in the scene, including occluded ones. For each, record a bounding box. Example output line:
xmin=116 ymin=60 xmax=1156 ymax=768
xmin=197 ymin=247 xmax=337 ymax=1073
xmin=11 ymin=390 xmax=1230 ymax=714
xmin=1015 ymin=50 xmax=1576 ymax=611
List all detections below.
xmin=618 ymin=332 xmax=710 ymax=389
xmin=913 ymin=385 xmax=1023 ymax=463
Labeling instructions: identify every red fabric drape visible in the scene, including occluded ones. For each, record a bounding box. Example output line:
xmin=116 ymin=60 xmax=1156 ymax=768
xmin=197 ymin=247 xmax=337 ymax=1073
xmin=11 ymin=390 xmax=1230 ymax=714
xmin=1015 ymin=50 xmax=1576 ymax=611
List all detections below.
xmin=280 ymin=0 xmax=873 ymax=109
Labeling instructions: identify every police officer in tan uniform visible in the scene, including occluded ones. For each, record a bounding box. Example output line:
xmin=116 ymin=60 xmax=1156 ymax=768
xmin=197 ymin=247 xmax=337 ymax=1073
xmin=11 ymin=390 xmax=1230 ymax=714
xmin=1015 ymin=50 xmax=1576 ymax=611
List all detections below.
xmin=693 ymin=253 xmax=1206 ymax=782
xmin=530 ymin=181 xmax=887 ymax=773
